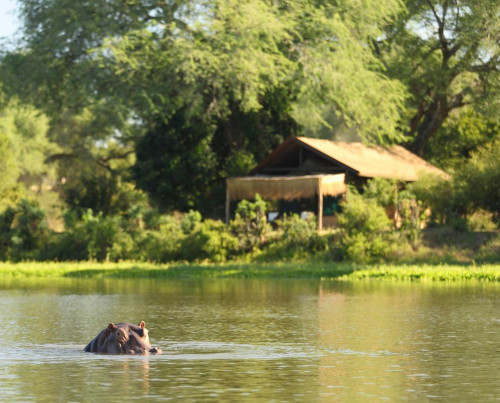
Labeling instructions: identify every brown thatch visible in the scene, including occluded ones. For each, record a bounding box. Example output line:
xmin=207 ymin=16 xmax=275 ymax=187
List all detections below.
xmin=226 ymin=174 xmax=346 ymax=201
xmin=254 ymin=136 xmax=448 ymax=181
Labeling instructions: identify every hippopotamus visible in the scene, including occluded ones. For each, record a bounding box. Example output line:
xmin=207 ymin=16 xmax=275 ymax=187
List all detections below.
xmin=84 ymin=321 xmax=161 ymax=354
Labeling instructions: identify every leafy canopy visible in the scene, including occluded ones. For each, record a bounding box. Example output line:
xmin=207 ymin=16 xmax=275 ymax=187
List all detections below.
xmin=5 ymin=0 xmax=407 ymax=143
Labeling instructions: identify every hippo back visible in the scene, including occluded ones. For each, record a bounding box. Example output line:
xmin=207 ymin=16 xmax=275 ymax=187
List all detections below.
xmin=83 ymin=328 xmax=110 ymax=352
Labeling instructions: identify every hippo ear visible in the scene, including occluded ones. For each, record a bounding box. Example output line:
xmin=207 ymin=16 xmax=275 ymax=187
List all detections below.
xmin=138 ymin=321 xmax=146 ymax=329
xmin=107 ymin=323 xmax=117 ymax=331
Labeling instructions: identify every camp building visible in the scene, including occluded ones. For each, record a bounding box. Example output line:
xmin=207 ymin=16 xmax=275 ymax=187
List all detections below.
xmin=225 ymin=136 xmax=447 ymax=230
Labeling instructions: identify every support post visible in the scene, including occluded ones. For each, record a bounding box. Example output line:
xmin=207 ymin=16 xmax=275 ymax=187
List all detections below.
xmin=225 ymin=183 xmax=230 ymax=225
xmin=317 ymin=178 xmax=323 ymax=231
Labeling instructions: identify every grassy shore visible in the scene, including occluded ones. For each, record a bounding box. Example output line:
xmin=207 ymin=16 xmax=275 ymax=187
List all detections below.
xmin=1 ymin=261 xmax=500 ymax=282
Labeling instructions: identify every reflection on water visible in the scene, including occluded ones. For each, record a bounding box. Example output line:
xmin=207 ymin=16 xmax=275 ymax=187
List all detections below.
xmin=0 ymin=278 xmax=500 ymax=401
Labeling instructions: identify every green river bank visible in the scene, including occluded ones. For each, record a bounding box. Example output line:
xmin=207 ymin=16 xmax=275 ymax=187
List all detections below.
xmin=1 ymin=261 xmax=500 ymax=282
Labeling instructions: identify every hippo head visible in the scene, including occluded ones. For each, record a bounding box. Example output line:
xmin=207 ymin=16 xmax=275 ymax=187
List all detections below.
xmin=117 ymin=321 xmax=161 ymax=354
xmin=107 ymin=323 xmax=129 ymax=345
xmin=84 ymin=320 xmax=161 ymax=354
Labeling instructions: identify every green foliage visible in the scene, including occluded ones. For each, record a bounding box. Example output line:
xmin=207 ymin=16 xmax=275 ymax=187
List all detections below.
xmin=338 ymin=191 xmax=392 ymax=234
xmin=411 ymin=140 xmax=500 ymax=224
xmin=181 ymin=219 xmax=238 ymax=263
xmin=223 ymin=150 xmax=257 ymax=177
xmin=4 ymin=0 xmax=409 ymax=219
xmin=0 ymin=199 xmax=49 ymax=261
xmin=379 ymin=0 xmax=500 ymax=155
xmin=78 ymin=211 xmax=127 ymax=261
xmin=278 ymin=214 xmax=327 ymax=252
xmin=396 ymin=190 xmax=425 ymax=249
xmin=457 ymin=139 xmax=500 ymax=219
xmin=63 ymin=173 xmax=146 ymax=217
xmin=0 ymin=100 xmax=56 ymax=210
xmin=335 ymin=192 xmax=394 ymax=263
xmin=133 ymin=115 xmax=218 ymax=212
xmin=408 ymin=174 xmax=461 ymax=225
xmin=134 ymin=214 xmax=185 ymax=263
xmin=230 ymin=194 xmax=270 ymax=252
xmin=427 ymin=111 xmax=500 ymax=169
xmin=362 ymin=178 xmax=398 ymax=207
xmin=467 ymin=210 xmax=497 ymax=232
xmin=51 ymin=210 xmax=135 ymax=262
xmin=181 ymin=210 xmax=202 ymax=235
xmin=260 ymin=214 xmax=328 ymax=261
xmin=344 ymin=264 xmax=500 ymax=282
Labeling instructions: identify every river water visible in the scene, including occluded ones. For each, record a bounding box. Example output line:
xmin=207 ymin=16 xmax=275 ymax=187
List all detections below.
xmin=0 ymin=277 xmax=499 ymax=401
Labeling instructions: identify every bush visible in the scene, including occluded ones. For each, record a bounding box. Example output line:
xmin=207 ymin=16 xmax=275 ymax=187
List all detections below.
xmin=136 ymin=215 xmax=185 ymax=262
xmin=0 ymin=199 xmax=50 ymax=261
xmin=467 ymin=210 xmax=497 ymax=231
xmin=181 ymin=219 xmax=238 ymax=262
xmin=230 ymin=194 xmax=270 ymax=252
xmin=278 ymin=214 xmax=327 ymax=251
xmin=51 ymin=210 xmax=135 ymax=262
xmin=362 ymin=177 xmax=398 ymax=207
xmin=181 ymin=210 xmax=202 ymax=234
xmin=257 ymin=214 xmax=328 ymax=261
xmin=457 ymin=139 xmax=500 ymax=219
xmin=334 ymin=192 xmax=394 ymax=263
xmin=408 ymin=173 xmax=465 ymax=225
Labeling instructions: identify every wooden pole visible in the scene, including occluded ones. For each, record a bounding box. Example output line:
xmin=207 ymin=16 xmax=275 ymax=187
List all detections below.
xmin=225 ymin=183 xmax=230 ymax=225
xmin=317 ymin=178 xmax=323 ymax=231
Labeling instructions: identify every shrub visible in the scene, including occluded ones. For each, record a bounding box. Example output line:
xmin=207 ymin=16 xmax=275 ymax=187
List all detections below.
xmin=334 ymin=192 xmax=394 ymax=263
xmin=54 ymin=210 xmax=135 ymax=262
xmin=457 ymin=139 xmax=500 ymax=219
xmin=362 ymin=177 xmax=398 ymax=207
xmin=467 ymin=210 xmax=497 ymax=231
xmin=0 ymin=199 xmax=50 ymax=261
xmin=408 ymin=173 xmax=464 ymax=225
xmin=257 ymin=214 xmax=328 ymax=261
xmin=181 ymin=210 xmax=202 ymax=234
xmin=230 ymin=194 xmax=270 ymax=251
xmin=475 ymin=233 xmax=500 ymax=263
xmin=137 ymin=215 xmax=185 ymax=262
xmin=277 ymin=214 xmax=327 ymax=252
xmin=181 ymin=219 xmax=238 ymax=262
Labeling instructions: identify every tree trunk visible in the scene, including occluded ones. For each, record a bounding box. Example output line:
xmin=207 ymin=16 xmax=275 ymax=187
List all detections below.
xmin=409 ymin=98 xmax=449 ymax=156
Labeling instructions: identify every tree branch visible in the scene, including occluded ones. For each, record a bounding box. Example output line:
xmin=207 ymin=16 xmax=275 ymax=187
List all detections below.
xmin=44 ymin=152 xmax=78 ymax=164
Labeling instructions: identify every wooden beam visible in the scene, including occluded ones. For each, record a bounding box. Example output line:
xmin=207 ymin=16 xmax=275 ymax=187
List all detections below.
xmin=260 ymin=167 xmax=346 ymax=173
xmin=317 ymin=178 xmax=323 ymax=231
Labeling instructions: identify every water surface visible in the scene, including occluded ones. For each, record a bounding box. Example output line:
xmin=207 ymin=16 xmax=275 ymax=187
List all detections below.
xmin=0 ymin=278 xmax=499 ymax=401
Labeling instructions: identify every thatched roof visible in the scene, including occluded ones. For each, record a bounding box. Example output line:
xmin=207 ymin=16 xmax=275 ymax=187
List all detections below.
xmin=226 ymin=174 xmax=346 ymax=201
xmin=254 ymin=136 xmax=448 ymax=181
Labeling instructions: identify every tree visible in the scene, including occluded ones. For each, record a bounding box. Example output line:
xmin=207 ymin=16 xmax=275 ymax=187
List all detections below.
xmin=4 ymin=0 xmax=407 ymax=139
xmin=426 ymin=110 xmax=500 ymax=169
xmin=3 ymin=0 xmax=410 ymax=212
xmin=133 ymin=111 xmax=218 ymax=212
xmin=379 ymin=0 xmax=500 ymax=155
xmin=0 ymin=99 xmax=56 ymax=210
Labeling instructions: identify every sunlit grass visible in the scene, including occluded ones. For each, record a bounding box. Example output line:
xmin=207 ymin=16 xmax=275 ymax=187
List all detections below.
xmin=0 ymin=261 xmax=356 ymax=279
xmin=340 ymin=264 xmax=500 ymax=282
xmin=0 ymin=261 xmax=500 ymax=282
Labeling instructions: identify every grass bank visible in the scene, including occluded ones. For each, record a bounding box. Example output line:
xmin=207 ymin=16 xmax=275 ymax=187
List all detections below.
xmin=1 ymin=261 xmax=500 ymax=282
xmin=0 ymin=261 xmax=355 ymax=279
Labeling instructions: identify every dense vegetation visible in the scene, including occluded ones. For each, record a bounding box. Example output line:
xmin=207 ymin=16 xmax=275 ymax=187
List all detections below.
xmin=0 ymin=0 xmax=498 ymax=265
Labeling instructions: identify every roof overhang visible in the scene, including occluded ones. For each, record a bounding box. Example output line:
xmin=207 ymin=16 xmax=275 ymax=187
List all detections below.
xmin=226 ymin=174 xmax=346 ymax=201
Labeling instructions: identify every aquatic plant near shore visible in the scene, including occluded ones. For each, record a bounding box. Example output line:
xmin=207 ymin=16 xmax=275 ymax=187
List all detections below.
xmin=342 ymin=264 xmax=500 ymax=282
